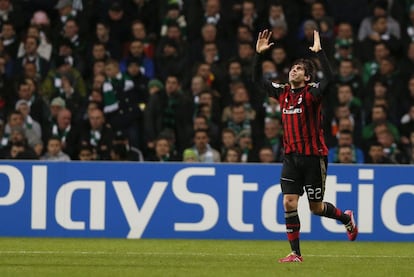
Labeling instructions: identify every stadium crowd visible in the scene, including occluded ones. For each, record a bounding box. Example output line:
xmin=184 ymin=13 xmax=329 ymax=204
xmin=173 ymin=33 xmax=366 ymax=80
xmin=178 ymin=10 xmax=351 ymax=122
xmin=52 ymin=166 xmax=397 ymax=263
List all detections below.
xmin=1 ymin=0 xmax=414 ymax=164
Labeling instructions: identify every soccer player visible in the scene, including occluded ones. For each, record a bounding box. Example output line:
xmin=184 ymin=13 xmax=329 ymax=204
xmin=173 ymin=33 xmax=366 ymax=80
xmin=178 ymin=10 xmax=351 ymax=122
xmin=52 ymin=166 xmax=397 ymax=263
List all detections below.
xmin=253 ymin=30 xmax=358 ymax=263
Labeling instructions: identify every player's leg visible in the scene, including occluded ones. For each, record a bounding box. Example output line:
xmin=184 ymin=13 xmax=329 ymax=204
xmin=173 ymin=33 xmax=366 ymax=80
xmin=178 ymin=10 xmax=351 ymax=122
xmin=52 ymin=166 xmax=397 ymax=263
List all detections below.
xmin=279 ymin=155 xmax=305 ymax=262
xmin=304 ymin=156 xmax=358 ymax=241
xmin=282 ymin=194 xmax=301 ymax=254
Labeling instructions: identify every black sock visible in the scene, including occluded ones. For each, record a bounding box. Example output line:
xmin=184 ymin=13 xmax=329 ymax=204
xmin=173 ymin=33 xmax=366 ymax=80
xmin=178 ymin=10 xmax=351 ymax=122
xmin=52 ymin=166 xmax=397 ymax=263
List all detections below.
xmin=322 ymin=202 xmax=350 ymax=224
xmin=285 ymin=210 xmax=301 ymax=256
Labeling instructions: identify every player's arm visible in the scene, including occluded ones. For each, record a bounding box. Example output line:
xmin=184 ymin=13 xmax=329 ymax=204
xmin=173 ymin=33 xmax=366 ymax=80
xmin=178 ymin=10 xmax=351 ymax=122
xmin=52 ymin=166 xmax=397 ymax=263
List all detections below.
xmin=252 ymin=30 xmax=282 ymax=98
xmin=309 ymin=30 xmax=333 ymax=94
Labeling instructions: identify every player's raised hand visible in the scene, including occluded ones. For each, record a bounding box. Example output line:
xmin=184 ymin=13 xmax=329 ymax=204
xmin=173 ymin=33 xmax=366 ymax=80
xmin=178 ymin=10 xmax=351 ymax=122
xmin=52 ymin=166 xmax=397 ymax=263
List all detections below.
xmin=309 ymin=30 xmax=322 ymax=53
xmin=256 ymin=29 xmax=274 ymax=54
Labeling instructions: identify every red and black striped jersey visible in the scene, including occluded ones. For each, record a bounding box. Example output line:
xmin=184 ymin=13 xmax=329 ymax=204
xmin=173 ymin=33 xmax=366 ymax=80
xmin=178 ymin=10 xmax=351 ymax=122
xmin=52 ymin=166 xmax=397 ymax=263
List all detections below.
xmin=277 ymin=83 xmax=327 ymax=155
xmin=253 ymin=51 xmax=333 ymax=156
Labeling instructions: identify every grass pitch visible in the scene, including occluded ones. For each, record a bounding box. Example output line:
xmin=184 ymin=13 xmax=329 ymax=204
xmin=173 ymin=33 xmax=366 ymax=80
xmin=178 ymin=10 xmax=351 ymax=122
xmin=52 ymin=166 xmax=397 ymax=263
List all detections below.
xmin=0 ymin=238 xmax=413 ymax=277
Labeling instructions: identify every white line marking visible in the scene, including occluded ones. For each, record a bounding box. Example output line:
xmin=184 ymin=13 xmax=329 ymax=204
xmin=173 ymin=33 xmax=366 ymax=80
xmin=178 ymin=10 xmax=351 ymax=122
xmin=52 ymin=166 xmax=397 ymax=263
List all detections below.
xmin=0 ymin=251 xmax=412 ymax=259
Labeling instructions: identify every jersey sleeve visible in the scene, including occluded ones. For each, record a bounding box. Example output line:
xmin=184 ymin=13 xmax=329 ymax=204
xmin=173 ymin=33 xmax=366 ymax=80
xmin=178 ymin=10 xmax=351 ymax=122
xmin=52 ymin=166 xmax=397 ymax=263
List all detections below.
xmin=252 ymin=53 xmax=284 ymax=99
xmin=309 ymin=50 xmax=333 ymax=97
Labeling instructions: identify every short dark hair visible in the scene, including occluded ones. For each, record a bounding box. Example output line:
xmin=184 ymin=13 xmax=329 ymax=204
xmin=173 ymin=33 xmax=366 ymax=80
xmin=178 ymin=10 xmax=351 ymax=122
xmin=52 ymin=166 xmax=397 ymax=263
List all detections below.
xmin=291 ymin=58 xmax=316 ymax=83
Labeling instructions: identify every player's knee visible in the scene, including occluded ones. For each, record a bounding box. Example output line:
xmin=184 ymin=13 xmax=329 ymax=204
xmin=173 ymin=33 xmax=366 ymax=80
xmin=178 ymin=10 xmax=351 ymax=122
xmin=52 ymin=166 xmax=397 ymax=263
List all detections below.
xmin=309 ymin=203 xmax=324 ymax=215
xmin=283 ymin=197 xmax=298 ymax=210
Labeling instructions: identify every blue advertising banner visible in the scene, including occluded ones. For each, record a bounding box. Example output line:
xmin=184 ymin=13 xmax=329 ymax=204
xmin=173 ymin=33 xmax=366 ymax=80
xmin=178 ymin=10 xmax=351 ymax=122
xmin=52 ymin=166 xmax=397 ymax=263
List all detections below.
xmin=0 ymin=161 xmax=413 ymax=241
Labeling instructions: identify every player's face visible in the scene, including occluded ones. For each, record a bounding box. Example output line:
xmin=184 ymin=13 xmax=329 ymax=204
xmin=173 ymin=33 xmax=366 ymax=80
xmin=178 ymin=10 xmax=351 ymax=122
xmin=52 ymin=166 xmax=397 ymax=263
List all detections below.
xmin=289 ymin=64 xmax=307 ymax=85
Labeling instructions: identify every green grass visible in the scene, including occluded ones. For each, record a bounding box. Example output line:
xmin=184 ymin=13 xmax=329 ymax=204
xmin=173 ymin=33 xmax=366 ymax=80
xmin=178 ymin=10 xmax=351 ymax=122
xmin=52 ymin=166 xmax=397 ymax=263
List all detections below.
xmin=0 ymin=238 xmax=413 ymax=277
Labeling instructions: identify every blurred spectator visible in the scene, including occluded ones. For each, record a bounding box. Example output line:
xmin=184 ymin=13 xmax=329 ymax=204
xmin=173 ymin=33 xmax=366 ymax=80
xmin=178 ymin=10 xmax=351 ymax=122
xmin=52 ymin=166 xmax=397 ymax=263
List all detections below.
xmin=2 ymin=140 xmax=38 ymax=160
xmin=327 ymin=104 xmax=358 ymax=146
xmin=79 ymin=107 xmax=114 ymax=160
xmin=60 ymin=18 xmax=87 ymax=57
xmin=359 ymin=15 xmax=401 ymax=63
xmin=222 ymin=83 xmax=256 ymax=123
xmin=269 ymin=45 xmax=291 ymax=83
xmin=30 ymin=10 xmax=52 ymax=45
xmin=192 ymin=114 xmax=219 ymax=147
xmin=258 ymin=1 xmax=286 ymax=31
xmin=129 ymin=20 xmax=155 ymax=58
xmin=110 ymin=143 xmax=129 ymax=161
xmin=224 ymin=103 xmax=252 ymax=138
xmin=15 ymin=99 xmax=42 ymax=141
xmin=362 ymin=105 xmax=400 ymax=144
xmin=113 ymin=130 xmax=144 ymax=161
xmin=182 ymin=148 xmax=197 ymax=162
xmin=335 ymin=145 xmax=355 ymax=164
xmin=220 ymin=128 xmax=237 ymax=159
xmin=236 ymin=24 xmax=254 ymax=43
xmin=196 ymin=89 xmax=221 ymax=127
xmin=46 ymin=96 xmax=66 ymax=128
xmin=52 ymin=0 xmax=88 ymax=42
xmin=93 ymin=21 xmax=122 ymax=60
xmin=334 ymin=22 xmax=356 ymax=52
xmin=120 ymin=39 xmax=154 ymax=79
xmin=334 ymin=84 xmax=363 ymax=126
xmin=361 ymin=41 xmax=390 ymax=84
xmin=328 ymin=129 xmax=364 ymax=163
xmin=104 ymin=1 xmax=133 ymax=44
xmin=78 ymin=144 xmax=94 ymax=161
xmin=15 ymin=35 xmax=49 ymax=81
xmin=237 ymin=129 xmax=258 ymax=162
xmin=309 ymin=1 xmax=335 ymax=40
xmin=258 ymin=145 xmax=275 ymax=163
xmin=365 ymin=56 xmax=404 ymax=121
xmin=0 ymin=0 xmax=24 ymax=35
xmin=146 ymin=135 xmax=179 ymax=162
xmin=184 ymin=128 xmax=220 ymax=163
xmin=125 ymin=57 xmax=150 ymax=112
xmin=258 ymin=118 xmax=284 ymax=162
xmin=41 ymin=54 xmax=87 ymax=101
xmin=357 ymin=0 xmax=401 ymax=41
xmin=365 ymin=141 xmax=394 ymax=164
xmin=332 ymin=59 xmax=363 ymax=100
xmin=189 ymin=75 xmax=208 ymax=103
xmin=147 ymin=78 xmax=164 ymax=96
xmin=157 ymin=21 xmax=188 ymax=58
xmin=85 ymin=42 xmax=110 ymax=78
xmin=239 ymin=0 xmax=260 ymax=35
xmin=236 ymin=40 xmax=255 ymax=78
xmin=144 ymin=74 xmax=193 ymax=153
xmin=201 ymin=41 xmax=226 ymax=84
xmin=55 ymin=38 xmax=85 ymax=76
xmin=102 ymin=59 xmax=140 ymax=147
xmin=296 ymin=20 xmax=319 ymax=59
xmin=1 ymin=20 xmax=18 ymax=59
xmin=43 ymin=108 xmax=80 ymax=160
xmin=223 ymin=146 xmax=241 ymax=162
xmin=13 ymin=79 xmax=50 ymax=132
xmin=191 ymin=23 xmax=232 ymax=63
xmin=363 ymin=79 xmax=397 ymax=124
xmin=2 ymin=111 xmax=42 ymax=154
xmin=376 ymin=128 xmax=406 ymax=164
xmin=160 ymin=3 xmax=187 ymax=39
xmin=155 ymin=38 xmax=187 ymax=82
xmin=41 ymin=136 xmax=71 ymax=161
xmin=202 ymin=0 xmax=232 ymax=40
xmin=17 ymin=24 xmax=52 ymax=62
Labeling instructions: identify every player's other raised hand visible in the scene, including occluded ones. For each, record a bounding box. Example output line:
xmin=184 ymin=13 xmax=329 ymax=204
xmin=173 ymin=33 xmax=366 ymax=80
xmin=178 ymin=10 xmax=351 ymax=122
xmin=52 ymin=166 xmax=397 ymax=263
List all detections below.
xmin=256 ymin=29 xmax=274 ymax=54
xmin=309 ymin=30 xmax=322 ymax=53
